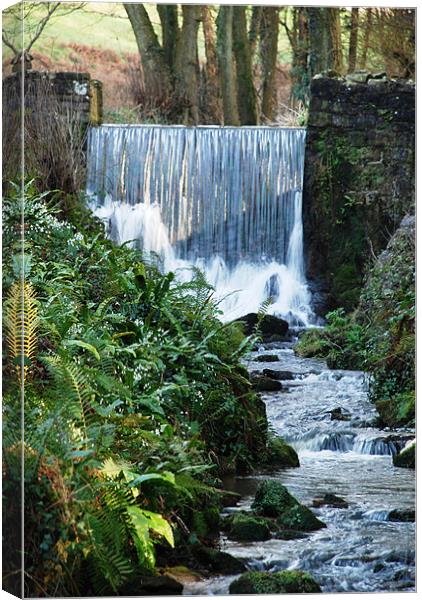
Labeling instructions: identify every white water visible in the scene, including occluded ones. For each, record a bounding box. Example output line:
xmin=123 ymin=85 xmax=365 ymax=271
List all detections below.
xmin=86 ymin=125 xmax=313 ymax=325
xmin=184 ymin=345 xmax=415 ymax=594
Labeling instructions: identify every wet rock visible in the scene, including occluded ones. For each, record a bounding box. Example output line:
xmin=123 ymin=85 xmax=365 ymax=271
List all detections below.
xmin=329 ymin=407 xmax=351 ymax=421
xmin=118 ymin=574 xmax=183 ymax=596
xmin=388 ymin=509 xmax=415 ymax=522
xmin=277 ymin=503 xmax=327 ymax=532
xmin=234 ymin=313 xmax=289 ymax=339
xmin=373 ymin=562 xmax=385 ymax=573
xmin=393 ymin=442 xmax=415 ymax=469
xmin=255 ymin=354 xmax=280 ymax=363
xmin=266 ymin=437 xmax=300 ymax=468
xmin=252 ymin=480 xmax=326 ymax=531
xmin=262 ymin=368 xmax=296 ymax=380
xmin=190 ymin=544 xmax=246 ymax=575
xmin=313 ymin=493 xmax=349 ymax=509
xmin=221 ymin=490 xmax=241 ymax=508
xmin=225 ymin=513 xmax=271 ymax=542
xmin=229 ymin=570 xmax=322 ymax=594
xmin=252 ymin=480 xmax=298 ymax=518
xmin=251 ymin=375 xmax=283 ymax=392
xmin=162 ymin=566 xmax=203 ymax=585
xmin=274 ymin=529 xmax=308 ymax=540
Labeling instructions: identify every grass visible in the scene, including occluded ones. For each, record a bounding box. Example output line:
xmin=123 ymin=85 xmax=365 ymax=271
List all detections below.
xmin=3 ymin=3 xmax=293 ymax=67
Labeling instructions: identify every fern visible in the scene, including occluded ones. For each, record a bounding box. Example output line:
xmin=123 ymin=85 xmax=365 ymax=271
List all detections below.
xmin=4 ymin=281 xmax=39 ymax=383
xmin=43 ymin=355 xmax=91 ymax=441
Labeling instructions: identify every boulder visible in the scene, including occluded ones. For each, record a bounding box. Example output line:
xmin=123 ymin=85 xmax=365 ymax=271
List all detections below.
xmin=313 ymin=493 xmax=349 ymax=509
xmin=229 ymin=570 xmax=322 ymax=594
xmin=255 ymin=354 xmax=280 ymax=363
xmin=190 ymin=545 xmax=246 ymax=575
xmin=277 ymin=504 xmax=327 ymax=532
xmin=118 ymin=574 xmax=183 ymax=596
xmin=252 ymin=480 xmax=297 ymax=518
xmin=226 ymin=513 xmax=271 ymax=542
xmin=234 ymin=313 xmax=289 ymax=339
xmin=393 ymin=442 xmax=415 ymax=469
xmin=252 ymin=480 xmax=326 ymax=532
xmin=266 ymin=437 xmax=300 ymax=468
xmin=329 ymin=407 xmax=351 ymax=421
xmin=388 ymin=509 xmax=415 ymax=522
xmin=263 ymin=368 xmax=296 ymax=380
xmin=251 ymin=376 xmax=283 ymax=392
xmin=162 ymin=566 xmax=203 ymax=585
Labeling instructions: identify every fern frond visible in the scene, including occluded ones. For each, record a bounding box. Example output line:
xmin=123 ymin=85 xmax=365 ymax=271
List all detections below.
xmin=4 ymin=281 xmax=39 ymax=383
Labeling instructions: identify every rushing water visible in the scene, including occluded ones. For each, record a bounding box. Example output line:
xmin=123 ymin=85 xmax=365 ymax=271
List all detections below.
xmin=184 ymin=342 xmax=415 ymax=595
xmin=86 ymin=125 xmax=313 ymax=325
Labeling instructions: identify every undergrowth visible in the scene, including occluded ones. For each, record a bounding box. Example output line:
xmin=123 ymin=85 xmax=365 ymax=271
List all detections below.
xmin=2 ymin=181 xmax=271 ymax=596
xmin=295 ymin=217 xmax=415 ymax=428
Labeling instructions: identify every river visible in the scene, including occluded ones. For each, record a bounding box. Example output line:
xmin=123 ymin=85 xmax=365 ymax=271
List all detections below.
xmin=184 ymin=339 xmax=415 ymax=594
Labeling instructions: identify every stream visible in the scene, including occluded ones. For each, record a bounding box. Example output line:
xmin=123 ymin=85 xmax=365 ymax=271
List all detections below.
xmin=184 ymin=339 xmax=415 ymax=594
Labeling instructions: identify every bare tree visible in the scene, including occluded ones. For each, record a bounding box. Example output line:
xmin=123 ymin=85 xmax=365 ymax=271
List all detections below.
xmin=260 ymin=7 xmax=279 ymax=121
xmin=202 ymin=5 xmax=222 ymax=123
xmin=348 ymin=8 xmax=359 ymax=73
xmin=232 ymin=6 xmax=257 ymax=125
xmin=216 ymin=6 xmax=239 ymax=125
xmin=2 ymin=2 xmax=84 ymax=69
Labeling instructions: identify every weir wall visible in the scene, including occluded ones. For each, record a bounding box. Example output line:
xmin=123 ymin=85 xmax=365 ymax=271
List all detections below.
xmin=302 ymin=72 xmax=415 ymax=313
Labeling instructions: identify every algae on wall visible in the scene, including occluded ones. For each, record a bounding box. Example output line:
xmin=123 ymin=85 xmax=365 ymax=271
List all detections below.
xmin=302 ymin=73 xmax=415 ymax=314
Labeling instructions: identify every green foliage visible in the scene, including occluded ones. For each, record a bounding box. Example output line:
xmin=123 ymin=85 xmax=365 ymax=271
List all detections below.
xmin=2 ymin=182 xmax=269 ymax=596
xmin=229 ymin=570 xmax=322 ymax=594
xmin=295 ymin=218 xmax=414 ymax=428
xmin=295 ymin=309 xmax=367 ymax=370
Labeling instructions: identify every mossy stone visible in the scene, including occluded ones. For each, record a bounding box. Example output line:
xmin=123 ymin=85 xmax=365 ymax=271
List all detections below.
xmin=190 ymin=544 xmax=246 ymax=575
xmin=252 ymin=480 xmax=298 ymax=518
xmin=277 ymin=503 xmax=326 ymax=532
xmin=229 ymin=570 xmax=322 ymax=594
xmin=393 ymin=443 xmax=415 ymax=469
xmin=227 ymin=513 xmax=271 ymax=542
xmin=266 ymin=437 xmax=300 ymax=468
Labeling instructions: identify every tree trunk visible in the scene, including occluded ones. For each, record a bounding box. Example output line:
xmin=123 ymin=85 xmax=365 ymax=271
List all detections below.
xmin=124 ymin=3 xmax=172 ymax=96
xmin=359 ymin=8 xmax=372 ymax=69
xmin=202 ymin=6 xmax=222 ymax=123
xmin=174 ymin=5 xmax=201 ymax=124
xmin=327 ymin=8 xmax=343 ymax=73
xmin=348 ymin=8 xmax=359 ymax=73
xmin=260 ymin=7 xmax=279 ymax=121
xmin=216 ymin=6 xmax=239 ymax=125
xmin=232 ymin=6 xmax=257 ymax=125
xmin=289 ymin=7 xmax=309 ymax=104
xmin=307 ymin=8 xmax=332 ymax=77
xmin=157 ymin=4 xmax=179 ymax=75
xmin=249 ymin=6 xmax=263 ymax=58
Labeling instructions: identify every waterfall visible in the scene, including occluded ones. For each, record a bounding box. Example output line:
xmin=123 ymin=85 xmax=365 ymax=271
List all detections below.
xmin=86 ymin=125 xmax=313 ymax=325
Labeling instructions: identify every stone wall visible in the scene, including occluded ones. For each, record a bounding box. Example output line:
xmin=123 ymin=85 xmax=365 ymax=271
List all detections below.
xmin=3 ymin=71 xmax=103 ymax=126
xmin=302 ymin=72 xmax=415 ymax=314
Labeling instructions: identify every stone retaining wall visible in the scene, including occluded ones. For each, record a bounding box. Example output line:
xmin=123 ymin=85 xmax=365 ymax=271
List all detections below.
xmin=3 ymin=71 xmax=103 ymax=125
xmin=302 ymin=72 xmax=415 ymax=314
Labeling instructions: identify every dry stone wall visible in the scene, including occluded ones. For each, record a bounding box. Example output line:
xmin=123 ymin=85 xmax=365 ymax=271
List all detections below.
xmin=3 ymin=71 xmax=103 ymax=126
xmin=302 ymin=72 xmax=415 ymax=314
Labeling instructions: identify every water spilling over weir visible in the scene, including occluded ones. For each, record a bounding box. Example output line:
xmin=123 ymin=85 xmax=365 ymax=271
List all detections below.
xmin=86 ymin=125 xmax=313 ymax=324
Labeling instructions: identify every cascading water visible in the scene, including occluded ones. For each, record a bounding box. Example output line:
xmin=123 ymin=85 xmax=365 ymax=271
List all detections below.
xmin=86 ymin=125 xmax=313 ymax=325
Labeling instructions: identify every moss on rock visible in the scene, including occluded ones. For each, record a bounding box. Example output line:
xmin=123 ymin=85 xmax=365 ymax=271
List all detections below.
xmin=393 ymin=442 xmax=415 ymax=469
xmin=277 ymin=504 xmax=326 ymax=532
xmin=229 ymin=570 xmax=322 ymax=594
xmin=252 ymin=480 xmax=298 ymax=518
xmin=251 ymin=480 xmax=326 ymax=532
xmin=266 ymin=437 xmax=300 ymax=468
xmin=226 ymin=513 xmax=271 ymax=542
